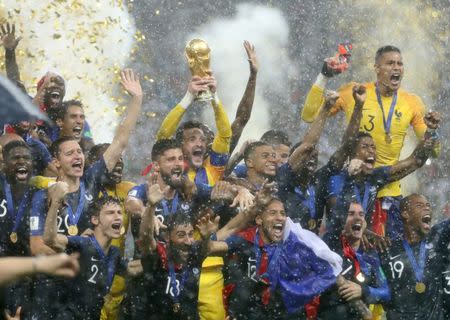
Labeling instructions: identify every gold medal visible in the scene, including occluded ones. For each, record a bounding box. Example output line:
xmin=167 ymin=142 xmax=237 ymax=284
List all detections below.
xmin=68 ymin=225 xmax=78 ymax=236
xmin=415 ymin=282 xmax=426 ymax=293
xmin=308 ymin=219 xmax=317 ymax=230
xmin=120 ymin=226 xmax=126 ymax=236
xmin=385 ymin=133 xmax=392 ymax=144
xmin=10 ymin=232 xmax=18 ymax=244
xmin=173 ymin=303 xmax=181 ymax=313
xmin=356 ymin=272 xmax=365 ymax=283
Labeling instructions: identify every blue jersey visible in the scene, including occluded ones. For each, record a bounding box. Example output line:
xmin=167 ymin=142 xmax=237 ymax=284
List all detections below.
xmin=379 ymin=218 xmax=450 ymax=320
xmin=24 ymin=134 xmax=52 ymax=176
xmin=232 ymin=163 xmax=248 ymax=178
xmin=0 ymin=175 xmax=34 ymax=257
xmin=64 ymin=235 xmax=126 ymax=320
xmin=327 ymin=167 xmax=391 ymax=232
xmin=30 ymin=157 xmax=108 ymax=237
xmin=276 ymin=162 xmax=337 ymax=233
xmin=320 ymin=233 xmax=390 ymax=318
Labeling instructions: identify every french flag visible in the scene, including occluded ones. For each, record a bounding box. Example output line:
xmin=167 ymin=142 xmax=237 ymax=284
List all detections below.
xmin=270 ymin=217 xmax=342 ymax=314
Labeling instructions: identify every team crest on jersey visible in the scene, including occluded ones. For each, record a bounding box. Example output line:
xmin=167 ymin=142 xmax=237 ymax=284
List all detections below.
xmin=192 ymin=268 xmax=199 ymax=275
xmin=181 ymin=203 xmax=190 ymax=211
xmin=85 ymin=193 xmax=93 ymax=201
xmin=395 ymin=110 xmax=402 ymax=120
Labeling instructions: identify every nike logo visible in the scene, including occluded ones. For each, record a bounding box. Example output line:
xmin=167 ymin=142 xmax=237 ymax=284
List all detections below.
xmin=389 ymin=254 xmax=401 ymax=260
xmin=91 ymin=257 xmax=100 ymax=262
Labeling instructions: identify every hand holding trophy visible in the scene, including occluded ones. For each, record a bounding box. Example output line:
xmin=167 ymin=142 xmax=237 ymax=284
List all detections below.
xmin=185 ymin=38 xmax=214 ymax=101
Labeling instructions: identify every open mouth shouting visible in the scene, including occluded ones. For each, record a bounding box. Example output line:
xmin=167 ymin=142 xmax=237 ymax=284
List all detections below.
xmin=189 ymin=147 xmax=205 ymax=168
xmin=72 ymin=126 xmax=83 ymax=138
xmin=111 ymin=221 xmax=123 ymax=237
xmin=71 ymin=160 xmax=83 ymax=175
xmin=15 ymin=166 xmax=29 ymax=182
xmin=168 ymin=167 xmax=184 ymax=187
xmin=363 ymin=156 xmax=376 ymax=170
xmin=390 ymin=73 xmax=401 ymax=87
xmin=271 ymin=223 xmax=284 ymax=242
xmin=421 ymin=214 xmax=432 ymax=232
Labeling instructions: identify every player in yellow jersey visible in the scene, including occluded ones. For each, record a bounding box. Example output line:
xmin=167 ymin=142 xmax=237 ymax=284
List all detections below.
xmin=301 ymin=46 xmax=441 ymax=320
xmin=85 ymin=143 xmax=136 ymax=320
xmin=156 ymin=74 xmax=231 ymax=320
xmin=301 ymin=45 xmax=440 ymax=239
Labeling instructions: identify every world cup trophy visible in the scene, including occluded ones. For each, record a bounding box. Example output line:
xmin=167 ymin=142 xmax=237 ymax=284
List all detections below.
xmin=185 ymin=38 xmax=213 ymax=101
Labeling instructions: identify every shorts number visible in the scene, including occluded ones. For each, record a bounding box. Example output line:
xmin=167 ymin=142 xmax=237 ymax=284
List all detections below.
xmin=165 ymin=276 xmax=180 ymax=297
xmin=88 ymin=264 xmax=99 ymax=284
xmin=0 ymin=199 xmax=7 ymax=217
xmin=444 ymin=275 xmax=450 ymax=294
xmin=247 ymin=258 xmax=257 ymax=282
xmin=388 ymin=261 xmax=404 ymax=279
xmin=57 ymin=215 xmax=69 ymax=233
xmin=363 ymin=115 xmax=375 ymax=132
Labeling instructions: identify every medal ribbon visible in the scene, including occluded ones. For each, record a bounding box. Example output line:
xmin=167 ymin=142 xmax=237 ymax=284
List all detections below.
xmin=340 ymin=235 xmax=362 ymax=277
xmin=194 ymin=167 xmax=208 ymax=185
xmin=4 ymin=180 xmax=30 ymax=234
xmin=402 ymin=239 xmax=426 ymax=283
xmin=375 ymin=84 xmax=397 ymax=138
xmin=353 ymin=182 xmax=370 ymax=213
xmin=294 ymin=185 xmax=316 ymax=219
xmin=254 ymin=230 xmax=282 ymax=305
xmin=66 ymin=181 xmax=86 ymax=226
xmin=89 ymin=236 xmax=115 ymax=288
xmin=167 ymin=260 xmax=188 ymax=305
xmin=161 ymin=192 xmax=179 ymax=216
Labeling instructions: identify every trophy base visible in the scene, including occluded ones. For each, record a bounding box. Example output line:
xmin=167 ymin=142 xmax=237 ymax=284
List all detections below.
xmin=196 ymin=89 xmax=214 ymax=102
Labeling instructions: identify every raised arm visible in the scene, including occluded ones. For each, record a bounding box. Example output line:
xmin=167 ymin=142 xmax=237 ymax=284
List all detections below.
xmin=229 ymin=41 xmax=258 ymax=154
xmin=103 ymin=69 xmax=143 ymax=171
xmin=388 ymin=112 xmax=440 ymax=182
xmin=156 ymin=77 xmax=210 ymax=140
xmin=328 ymin=84 xmax=366 ymax=170
xmin=289 ymin=90 xmax=339 ymax=172
xmin=0 ymin=253 xmax=79 ymax=286
xmin=1 ymin=22 xmax=23 ymax=89
xmin=138 ymin=173 xmax=168 ymax=255
xmin=301 ymin=52 xmax=350 ymax=122
xmin=43 ymin=182 xmax=70 ymax=251
xmin=207 ymin=76 xmax=232 ymax=155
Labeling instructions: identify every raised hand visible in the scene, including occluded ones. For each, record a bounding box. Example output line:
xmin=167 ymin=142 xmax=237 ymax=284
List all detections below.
xmin=424 ymin=111 xmax=440 ymax=130
xmin=254 ymin=180 xmax=278 ymax=208
xmin=146 ymin=170 xmax=167 ymax=206
xmin=120 ymin=69 xmax=143 ymax=97
xmin=187 ymin=76 xmax=210 ymax=96
xmin=48 ymin=181 xmax=69 ymax=204
xmin=323 ymin=90 xmax=340 ymax=110
xmin=211 ymin=181 xmax=235 ymax=202
xmin=230 ymin=187 xmax=255 ymax=212
xmin=205 ymin=74 xmax=217 ymax=94
xmin=0 ymin=22 xmax=22 ymax=51
xmin=244 ymin=40 xmax=258 ymax=74
xmin=347 ymin=158 xmax=364 ymax=176
xmin=196 ymin=213 xmax=220 ymax=240
xmin=352 ymin=84 xmax=367 ymax=107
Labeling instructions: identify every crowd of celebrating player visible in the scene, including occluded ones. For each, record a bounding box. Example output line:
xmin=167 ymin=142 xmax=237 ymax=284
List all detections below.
xmin=0 ymin=20 xmax=448 ymax=320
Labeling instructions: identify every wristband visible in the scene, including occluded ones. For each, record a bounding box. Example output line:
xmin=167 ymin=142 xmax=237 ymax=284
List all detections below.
xmin=179 ymin=91 xmax=195 ymax=109
xmin=314 ymin=73 xmax=328 ymax=89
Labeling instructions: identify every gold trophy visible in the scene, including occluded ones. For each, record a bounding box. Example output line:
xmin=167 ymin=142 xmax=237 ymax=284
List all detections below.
xmin=185 ymin=38 xmax=214 ymax=101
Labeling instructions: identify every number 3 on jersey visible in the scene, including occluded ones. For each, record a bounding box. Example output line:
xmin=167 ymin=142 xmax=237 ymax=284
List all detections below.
xmin=363 ymin=115 xmax=375 ymax=132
